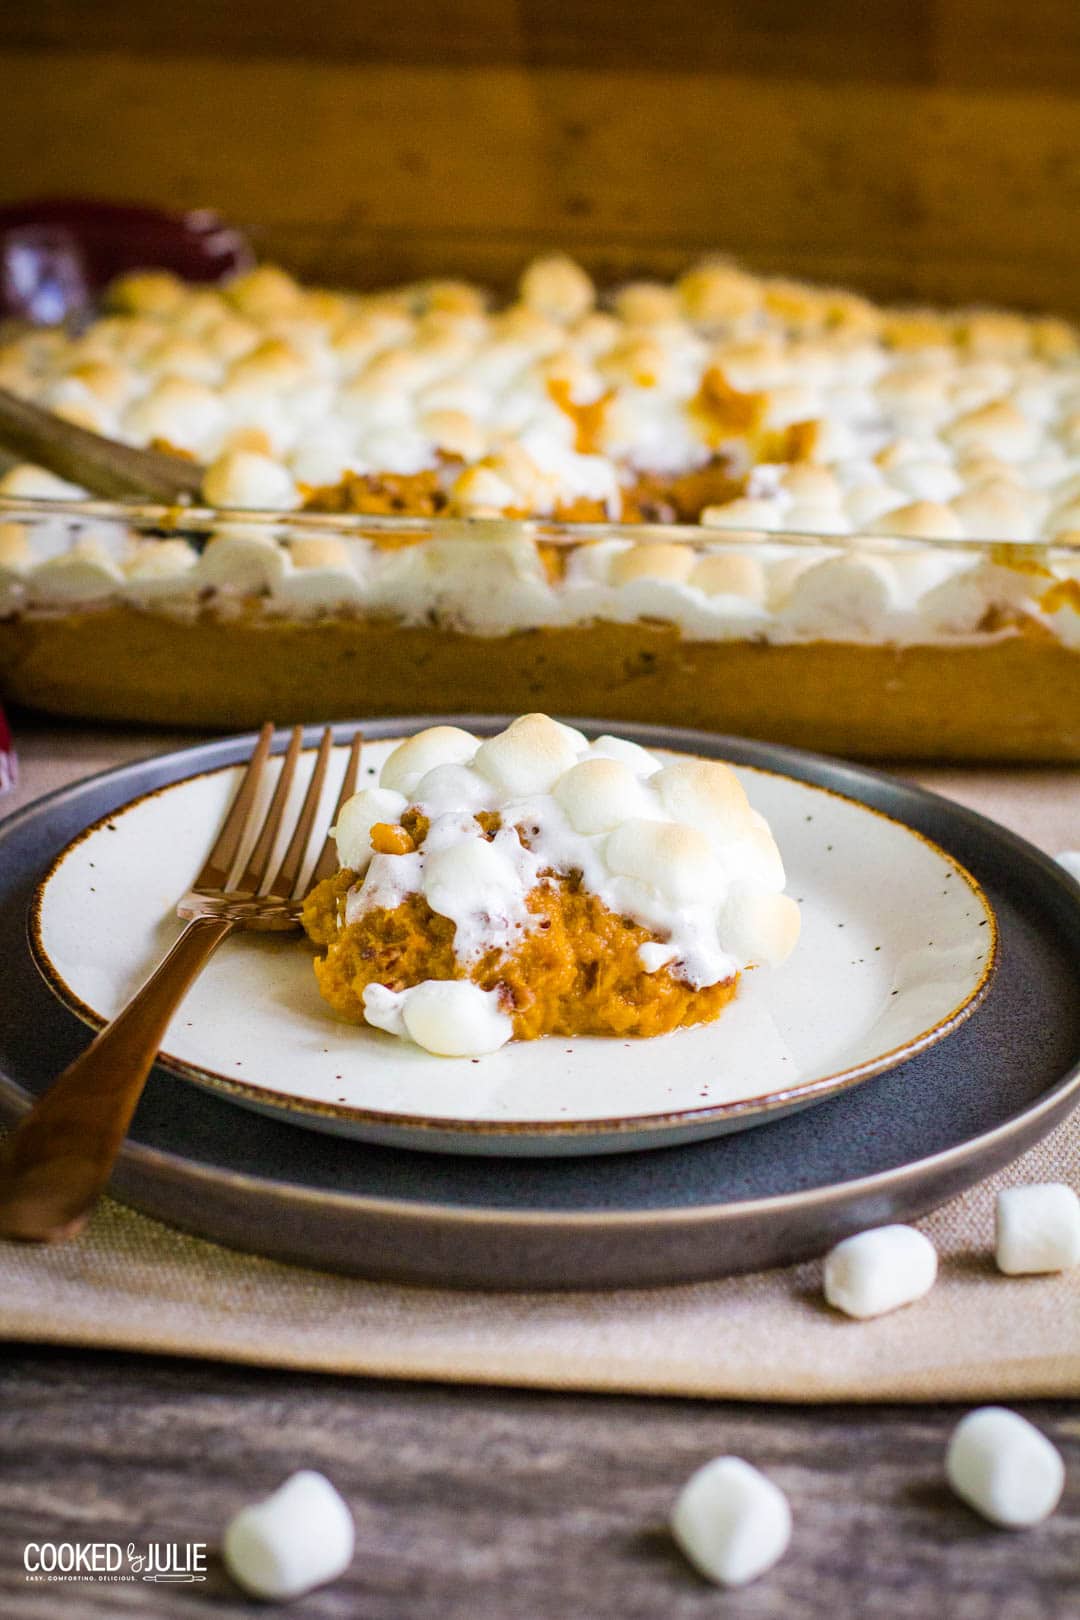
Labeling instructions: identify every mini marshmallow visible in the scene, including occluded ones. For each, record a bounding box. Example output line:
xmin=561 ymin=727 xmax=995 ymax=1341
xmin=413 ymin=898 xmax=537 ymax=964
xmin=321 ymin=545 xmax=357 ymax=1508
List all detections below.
xmin=288 ymin=536 xmax=354 ymax=573
xmin=823 ymin=1225 xmax=938 ymax=1318
xmin=653 ymin=759 xmax=752 ymax=843
xmin=401 ymin=979 xmax=513 ymax=1056
xmin=108 ymin=268 xmax=187 ymax=317
xmin=785 ymin=553 xmax=900 ymax=635
xmin=195 ymin=532 xmax=289 ymax=594
xmin=450 ymin=464 xmax=520 ymax=514
xmin=671 ymin=1456 xmax=792 ymax=1588
xmin=889 ymin=458 xmax=965 ymax=504
xmin=380 ymin=726 xmax=478 ymax=797
xmin=719 ymin=888 xmax=801 ymax=966
xmin=413 ymin=762 xmax=498 ymax=815
xmin=950 ymin=481 xmax=1039 ymax=540
xmin=474 ymin=713 xmax=581 ymax=796
xmin=0 ymin=462 xmax=86 ymax=500
xmin=700 ymin=497 xmax=786 ymax=532
xmin=519 ymin=255 xmax=595 ymax=322
xmin=1055 ymin=850 xmax=1080 ymax=884
xmin=613 ymin=280 xmax=682 ymax=327
xmin=26 ymin=542 xmax=124 ymax=604
xmin=844 ymin=484 xmax=907 ymax=529
xmin=868 ymin=500 xmax=965 ymax=541
xmin=124 ymin=539 xmax=199 ymax=585
xmin=123 ymin=377 xmax=226 ymax=454
xmin=333 ymin=787 xmax=408 ymax=871
xmin=609 ymin=542 xmax=695 ymax=587
xmin=690 ymin=551 xmax=768 ymax=602
xmin=605 ymin=818 xmax=721 ymax=907
xmin=225 ymin=264 xmax=304 ymax=321
xmin=678 ymin=262 xmax=763 ymax=325
xmin=553 ymin=757 xmax=653 ymax=835
xmin=422 ymin=836 xmax=523 ymax=922
xmin=202 ymin=449 xmax=300 ymax=510
xmin=946 ymin=1408 xmax=1065 ymax=1528
xmin=995 ymin=1183 xmax=1080 ymax=1275
xmin=945 ymin=400 xmax=1037 ymax=461
xmin=223 ymin=1469 xmax=355 ymax=1601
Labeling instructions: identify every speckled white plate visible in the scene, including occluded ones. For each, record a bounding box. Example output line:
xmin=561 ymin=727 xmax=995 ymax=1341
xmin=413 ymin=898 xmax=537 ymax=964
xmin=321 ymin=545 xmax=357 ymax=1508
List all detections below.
xmin=30 ymin=728 xmax=997 ymax=1156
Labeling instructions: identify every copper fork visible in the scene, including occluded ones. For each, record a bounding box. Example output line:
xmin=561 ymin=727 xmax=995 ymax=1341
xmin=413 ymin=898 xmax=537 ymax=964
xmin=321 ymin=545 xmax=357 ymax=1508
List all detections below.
xmin=0 ymin=723 xmax=362 ymax=1243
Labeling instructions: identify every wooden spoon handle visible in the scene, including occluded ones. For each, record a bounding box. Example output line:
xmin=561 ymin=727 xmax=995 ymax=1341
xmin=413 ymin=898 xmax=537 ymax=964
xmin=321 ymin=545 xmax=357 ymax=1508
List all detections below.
xmin=0 ymin=386 xmax=206 ymax=501
xmin=0 ymin=915 xmax=233 ymax=1242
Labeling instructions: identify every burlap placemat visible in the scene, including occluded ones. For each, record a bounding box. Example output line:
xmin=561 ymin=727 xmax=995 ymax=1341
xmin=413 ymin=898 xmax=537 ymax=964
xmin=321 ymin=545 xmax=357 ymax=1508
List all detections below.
xmin=1 ymin=729 xmax=1076 ymax=1400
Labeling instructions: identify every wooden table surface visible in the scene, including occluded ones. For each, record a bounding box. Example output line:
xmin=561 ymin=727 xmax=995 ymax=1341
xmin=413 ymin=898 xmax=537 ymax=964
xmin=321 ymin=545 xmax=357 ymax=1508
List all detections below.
xmin=1 ymin=723 xmax=1077 ymax=1618
xmin=1 ymin=1348 xmax=1077 ymax=1619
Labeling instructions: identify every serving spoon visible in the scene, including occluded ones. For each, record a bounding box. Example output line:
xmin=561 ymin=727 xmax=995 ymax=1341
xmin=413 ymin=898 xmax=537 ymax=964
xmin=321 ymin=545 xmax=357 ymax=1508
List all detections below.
xmin=0 ymin=385 xmax=205 ymax=502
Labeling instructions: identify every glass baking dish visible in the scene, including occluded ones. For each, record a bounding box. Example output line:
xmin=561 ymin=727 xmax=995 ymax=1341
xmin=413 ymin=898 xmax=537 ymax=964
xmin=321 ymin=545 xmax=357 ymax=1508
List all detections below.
xmin=0 ymin=494 xmax=1077 ymax=760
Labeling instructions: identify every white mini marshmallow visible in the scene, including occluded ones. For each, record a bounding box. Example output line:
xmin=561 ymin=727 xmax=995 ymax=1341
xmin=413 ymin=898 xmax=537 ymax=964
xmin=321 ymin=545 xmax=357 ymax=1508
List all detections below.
xmin=946 ymin=1408 xmax=1065 ymax=1528
xmin=671 ymin=1457 xmax=792 ymax=1588
xmin=995 ymin=1183 xmax=1080 ymax=1275
xmin=380 ymin=726 xmax=478 ymax=797
xmin=553 ymin=757 xmax=652 ymax=835
xmin=719 ymin=888 xmax=801 ymax=967
xmin=333 ymin=787 xmax=408 ymax=872
xmin=605 ymin=818 xmax=721 ymax=907
xmin=1055 ymin=850 xmax=1080 ymax=884
xmin=196 ymin=532 xmax=289 ymax=594
xmin=0 ymin=462 xmax=87 ymax=500
xmin=422 ymin=836 xmax=522 ymax=921
xmin=401 ymin=979 xmax=513 ymax=1056
xmin=413 ymin=762 xmax=498 ymax=815
xmin=474 ymin=713 xmax=581 ymax=796
xmin=223 ymin=1470 xmax=355 ymax=1601
xmin=823 ymin=1225 xmax=938 ymax=1318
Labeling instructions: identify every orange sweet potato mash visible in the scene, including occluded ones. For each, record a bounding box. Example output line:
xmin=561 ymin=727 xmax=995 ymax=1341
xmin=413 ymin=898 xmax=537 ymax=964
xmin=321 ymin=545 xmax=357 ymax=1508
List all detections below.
xmin=302 ymin=856 xmax=737 ymax=1043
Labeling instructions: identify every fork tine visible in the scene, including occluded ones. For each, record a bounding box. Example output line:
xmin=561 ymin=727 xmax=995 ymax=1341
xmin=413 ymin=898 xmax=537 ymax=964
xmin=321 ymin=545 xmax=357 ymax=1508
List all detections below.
xmin=310 ymin=731 xmax=364 ymax=888
xmin=266 ymin=727 xmax=335 ymax=899
xmin=194 ymin=722 xmax=274 ymax=891
xmin=233 ymin=725 xmax=303 ymax=895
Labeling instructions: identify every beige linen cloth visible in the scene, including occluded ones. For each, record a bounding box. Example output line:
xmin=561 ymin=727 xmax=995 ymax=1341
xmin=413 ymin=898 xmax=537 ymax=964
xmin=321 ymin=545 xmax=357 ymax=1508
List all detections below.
xmin=1 ymin=730 xmax=1077 ymax=1401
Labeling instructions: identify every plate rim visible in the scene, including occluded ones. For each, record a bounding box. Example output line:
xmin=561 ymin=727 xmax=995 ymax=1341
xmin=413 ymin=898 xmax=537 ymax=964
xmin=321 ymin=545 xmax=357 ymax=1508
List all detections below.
xmin=25 ymin=725 xmax=999 ymax=1142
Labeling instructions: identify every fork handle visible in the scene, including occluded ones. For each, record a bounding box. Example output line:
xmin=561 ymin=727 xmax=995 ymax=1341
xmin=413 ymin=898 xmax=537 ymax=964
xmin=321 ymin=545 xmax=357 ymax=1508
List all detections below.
xmin=0 ymin=916 xmax=233 ymax=1242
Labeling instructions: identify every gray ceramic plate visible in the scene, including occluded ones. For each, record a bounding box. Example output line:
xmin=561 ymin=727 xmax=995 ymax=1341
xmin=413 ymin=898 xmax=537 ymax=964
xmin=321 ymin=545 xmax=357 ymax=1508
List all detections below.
xmin=27 ymin=731 xmax=996 ymax=1155
xmin=1 ymin=719 xmax=1078 ymax=1288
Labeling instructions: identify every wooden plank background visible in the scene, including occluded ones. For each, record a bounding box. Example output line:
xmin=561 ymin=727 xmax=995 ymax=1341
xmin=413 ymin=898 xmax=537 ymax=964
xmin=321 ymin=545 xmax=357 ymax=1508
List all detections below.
xmin=1 ymin=1 xmax=1078 ymax=312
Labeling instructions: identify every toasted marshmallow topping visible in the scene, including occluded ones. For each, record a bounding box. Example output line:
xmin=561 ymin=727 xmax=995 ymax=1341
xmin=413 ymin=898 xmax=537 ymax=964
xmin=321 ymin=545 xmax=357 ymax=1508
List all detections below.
xmin=332 ymin=716 xmax=800 ymax=1057
xmin=1 ymin=254 xmax=1078 ymax=546
xmin=4 ymin=255 xmax=1079 ymax=653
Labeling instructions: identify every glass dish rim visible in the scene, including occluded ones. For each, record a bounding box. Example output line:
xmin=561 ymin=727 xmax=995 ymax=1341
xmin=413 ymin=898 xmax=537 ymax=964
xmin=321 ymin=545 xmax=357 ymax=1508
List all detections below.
xmin=1 ymin=491 xmax=1078 ymax=560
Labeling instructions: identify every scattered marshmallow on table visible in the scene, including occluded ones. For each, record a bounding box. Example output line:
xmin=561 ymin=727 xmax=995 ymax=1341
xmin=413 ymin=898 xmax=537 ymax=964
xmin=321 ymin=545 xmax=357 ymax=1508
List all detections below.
xmin=823 ymin=1224 xmax=938 ymax=1318
xmin=671 ymin=1456 xmax=792 ymax=1588
xmin=946 ymin=1408 xmax=1066 ymax=1528
xmin=995 ymin=1183 xmax=1080 ymax=1275
xmin=223 ymin=1469 xmax=355 ymax=1601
